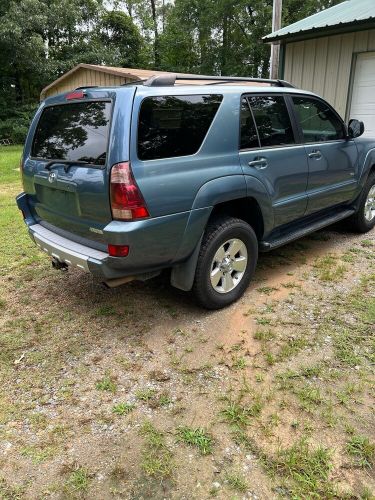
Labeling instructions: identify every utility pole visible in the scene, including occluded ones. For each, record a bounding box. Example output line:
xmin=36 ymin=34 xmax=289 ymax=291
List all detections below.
xmin=270 ymin=0 xmax=282 ymax=79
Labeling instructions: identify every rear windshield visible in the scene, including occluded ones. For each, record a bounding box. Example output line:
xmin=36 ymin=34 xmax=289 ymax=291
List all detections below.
xmin=32 ymin=101 xmax=111 ymax=166
xmin=137 ymin=94 xmax=223 ymax=160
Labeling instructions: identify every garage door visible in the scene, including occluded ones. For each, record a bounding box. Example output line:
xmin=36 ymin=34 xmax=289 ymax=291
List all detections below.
xmin=350 ymin=52 xmax=375 ymax=138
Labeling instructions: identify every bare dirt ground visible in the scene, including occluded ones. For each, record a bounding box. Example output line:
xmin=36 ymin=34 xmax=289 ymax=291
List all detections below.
xmin=0 ymin=150 xmax=374 ymax=499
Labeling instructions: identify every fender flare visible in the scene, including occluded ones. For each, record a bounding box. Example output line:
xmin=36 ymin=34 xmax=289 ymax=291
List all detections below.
xmin=170 ymin=175 xmax=272 ymax=291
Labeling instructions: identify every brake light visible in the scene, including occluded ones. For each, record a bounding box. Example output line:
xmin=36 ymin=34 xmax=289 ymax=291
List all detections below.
xmin=108 ymin=244 xmax=129 ymax=257
xmin=66 ymin=90 xmax=84 ymax=100
xmin=110 ymin=162 xmax=150 ymax=220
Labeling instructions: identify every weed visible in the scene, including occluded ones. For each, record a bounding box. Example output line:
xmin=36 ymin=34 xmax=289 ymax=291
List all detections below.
xmin=313 ymin=255 xmax=346 ymax=282
xmin=254 ymin=329 xmax=275 ymax=341
xmin=297 ymin=385 xmax=324 ymax=410
xmin=274 ymin=439 xmax=333 ymax=497
xmin=256 ymin=317 xmax=271 ymax=325
xmin=346 ymin=435 xmax=374 ymax=468
xmin=95 ymin=304 xmax=116 ymax=316
xmin=65 ymin=467 xmax=90 ymax=493
xmin=176 ymin=426 xmax=213 ymax=455
xmin=360 ymin=239 xmax=373 ymax=247
xmin=264 ymin=351 xmax=276 ymax=366
xmin=96 ymin=376 xmax=117 ymax=393
xmin=0 ymin=477 xmax=26 ymax=499
xmin=20 ymin=445 xmax=55 ymax=463
xmin=140 ymin=421 xmax=174 ymax=478
xmin=135 ymin=388 xmax=156 ymax=401
xmin=232 ymin=357 xmax=247 ymax=370
xmin=221 ymin=394 xmax=263 ymax=429
xmin=225 ymin=471 xmax=248 ymax=492
xmin=256 ymin=286 xmax=279 ymax=295
xmin=112 ymin=403 xmax=135 ymax=415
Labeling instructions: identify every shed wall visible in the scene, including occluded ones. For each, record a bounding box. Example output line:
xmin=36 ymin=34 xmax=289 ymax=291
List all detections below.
xmin=284 ymin=29 xmax=375 ymax=118
xmin=44 ymin=68 xmax=135 ymax=98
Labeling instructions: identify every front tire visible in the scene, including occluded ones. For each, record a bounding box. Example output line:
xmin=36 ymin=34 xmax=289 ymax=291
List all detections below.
xmin=348 ymin=172 xmax=375 ymax=233
xmin=192 ymin=216 xmax=258 ymax=309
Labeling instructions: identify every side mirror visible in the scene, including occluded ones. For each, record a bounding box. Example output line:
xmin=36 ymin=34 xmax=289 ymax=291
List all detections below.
xmin=348 ymin=119 xmax=365 ymax=138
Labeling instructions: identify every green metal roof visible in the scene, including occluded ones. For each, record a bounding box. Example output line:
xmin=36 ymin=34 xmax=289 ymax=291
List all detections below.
xmin=264 ymin=0 xmax=375 ymax=42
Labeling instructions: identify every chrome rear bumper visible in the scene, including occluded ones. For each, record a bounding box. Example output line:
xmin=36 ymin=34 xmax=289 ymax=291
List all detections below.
xmin=29 ymin=224 xmax=107 ymax=272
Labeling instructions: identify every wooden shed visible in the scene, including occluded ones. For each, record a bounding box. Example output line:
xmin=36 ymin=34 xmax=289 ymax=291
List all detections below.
xmin=264 ymin=0 xmax=375 ymax=136
xmin=40 ymin=64 xmax=179 ymax=100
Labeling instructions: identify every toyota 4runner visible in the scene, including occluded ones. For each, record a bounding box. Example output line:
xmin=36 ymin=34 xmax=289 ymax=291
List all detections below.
xmin=16 ymin=74 xmax=375 ymax=309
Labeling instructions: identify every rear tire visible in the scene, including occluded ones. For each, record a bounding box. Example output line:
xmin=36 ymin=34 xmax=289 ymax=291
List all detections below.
xmin=192 ymin=216 xmax=258 ymax=309
xmin=348 ymin=172 xmax=375 ymax=233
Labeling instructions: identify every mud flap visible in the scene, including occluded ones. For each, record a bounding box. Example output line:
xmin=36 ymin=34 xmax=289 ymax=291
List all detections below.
xmin=170 ymin=235 xmax=203 ymax=291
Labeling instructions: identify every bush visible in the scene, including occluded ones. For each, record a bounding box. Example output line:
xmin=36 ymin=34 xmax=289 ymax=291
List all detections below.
xmin=0 ymin=102 xmax=38 ymax=144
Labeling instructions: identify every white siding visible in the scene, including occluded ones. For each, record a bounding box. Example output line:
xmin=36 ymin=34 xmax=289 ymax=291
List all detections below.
xmin=284 ymin=28 xmax=375 ymax=118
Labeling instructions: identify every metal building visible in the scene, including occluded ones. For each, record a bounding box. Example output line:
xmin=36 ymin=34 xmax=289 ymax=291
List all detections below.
xmin=264 ymin=0 xmax=375 ymax=136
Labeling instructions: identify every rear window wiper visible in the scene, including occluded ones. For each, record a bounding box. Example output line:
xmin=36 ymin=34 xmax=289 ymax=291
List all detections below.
xmin=44 ymin=160 xmax=90 ymax=173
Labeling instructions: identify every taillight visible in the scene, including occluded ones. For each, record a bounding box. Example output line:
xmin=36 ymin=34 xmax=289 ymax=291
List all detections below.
xmin=66 ymin=90 xmax=84 ymax=100
xmin=108 ymin=244 xmax=129 ymax=257
xmin=110 ymin=162 xmax=149 ymax=220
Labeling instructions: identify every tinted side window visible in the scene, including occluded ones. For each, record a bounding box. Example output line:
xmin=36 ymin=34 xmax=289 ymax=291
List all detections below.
xmin=292 ymin=97 xmax=345 ymax=142
xmin=32 ymin=101 xmax=111 ymax=165
xmin=138 ymin=94 xmax=223 ymax=160
xmin=240 ymin=97 xmax=259 ymax=149
xmin=248 ymin=96 xmax=295 ymax=147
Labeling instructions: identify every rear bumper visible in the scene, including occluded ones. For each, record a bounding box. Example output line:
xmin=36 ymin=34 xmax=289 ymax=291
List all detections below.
xmin=29 ymin=223 xmax=107 ymax=273
xmin=16 ymin=191 xmax=198 ymax=280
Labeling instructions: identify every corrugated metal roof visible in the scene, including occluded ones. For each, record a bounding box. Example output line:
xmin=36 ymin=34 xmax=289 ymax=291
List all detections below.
xmin=263 ymin=0 xmax=375 ymax=42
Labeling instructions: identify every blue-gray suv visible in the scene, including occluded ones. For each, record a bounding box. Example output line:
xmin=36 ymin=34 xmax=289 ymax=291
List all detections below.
xmin=16 ymin=74 xmax=375 ymax=309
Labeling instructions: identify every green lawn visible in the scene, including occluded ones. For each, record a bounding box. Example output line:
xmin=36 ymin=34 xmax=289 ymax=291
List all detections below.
xmin=0 ymin=145 xmax=43 ymax=275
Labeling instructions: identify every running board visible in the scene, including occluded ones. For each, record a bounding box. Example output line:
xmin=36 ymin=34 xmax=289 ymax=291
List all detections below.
xmin=259 ymin=209 xmax=355 ymax=252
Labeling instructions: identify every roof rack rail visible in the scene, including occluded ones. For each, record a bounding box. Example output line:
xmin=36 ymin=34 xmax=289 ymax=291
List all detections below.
xmin=143 ymin=74 xmax=296 ymax=88
xmin=75 ymin=85 xmax=99 ymax=90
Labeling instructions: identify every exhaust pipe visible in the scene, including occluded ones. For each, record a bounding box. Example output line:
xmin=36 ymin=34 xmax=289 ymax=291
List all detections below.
xmin=102 ymin=276 xmax=136 ymax=288
xmin=51 ymin=257 xmax=68 ymax=271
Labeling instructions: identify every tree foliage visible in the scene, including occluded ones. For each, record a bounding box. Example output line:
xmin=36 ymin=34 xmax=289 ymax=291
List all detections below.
xmin=0 ymin=0 xmax=341 ymax=142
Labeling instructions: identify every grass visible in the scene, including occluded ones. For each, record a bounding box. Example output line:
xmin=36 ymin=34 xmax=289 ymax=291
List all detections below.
xmin=0 ymin=145 xmax=42 ymax=274
xmin=346 ymin=435 xmax=375 ymax=468
xmin=112 ymin=402 xmax=135 ymax=415
xmin=313 ymin=255 xmax=346 ymax=282
xmin=140 ymin=422 xmax=174 ymax=478
xmin=95 ymin=376 xmax=117 ymax=393
xmin=225 ymin=471 xmax=248 ymax=492
xmin=64 ymin=467 xmax=90 ymax=494
xmin=135 ymin=388 xmax=156 ymax=402
xmin=176 ymin=426 xmax=213 ymax=455
xmin=274 ymin=439 xmax=334 ymax=497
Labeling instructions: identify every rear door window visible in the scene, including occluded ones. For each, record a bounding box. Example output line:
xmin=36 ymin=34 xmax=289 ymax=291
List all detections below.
xmin=244 ymin=95 xmax=295 ymax=148
xmin=32 ymin=101 xmax=111 ymax=166
xmin=137 ymin=94 xmax=223 ymax=160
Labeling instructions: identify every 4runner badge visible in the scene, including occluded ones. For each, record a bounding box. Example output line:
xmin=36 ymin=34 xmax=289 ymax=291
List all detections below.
xmin=48 ymin=172 xmax=57 ymax=183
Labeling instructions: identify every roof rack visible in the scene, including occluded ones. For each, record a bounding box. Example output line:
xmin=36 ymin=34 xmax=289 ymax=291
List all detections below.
xmin=143 ymin=74 xmax=296 ymax=88
xmin=75 ymin=85 xmax=99 ymax=90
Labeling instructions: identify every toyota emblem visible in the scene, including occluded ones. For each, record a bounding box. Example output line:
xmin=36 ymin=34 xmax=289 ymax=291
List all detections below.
xmin=48 ymin=172 xmax=57 ymax=183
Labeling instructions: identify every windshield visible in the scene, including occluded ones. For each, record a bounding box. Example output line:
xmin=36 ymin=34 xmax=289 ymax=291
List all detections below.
xmin=32 ymin=101 xmax=111 ymax=166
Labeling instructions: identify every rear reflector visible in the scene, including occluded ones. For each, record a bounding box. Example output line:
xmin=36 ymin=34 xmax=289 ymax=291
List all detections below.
xmin=108 ymin=244 xmax=129 ymax=257
xmin=110 ymin=162 xmax=150 ymax=221
xmin=66 ymin=90 xmax=84 ymax=100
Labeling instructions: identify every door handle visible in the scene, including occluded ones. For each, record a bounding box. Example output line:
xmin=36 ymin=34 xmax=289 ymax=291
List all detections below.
xmin=308 ymin=150 xmax=322 ymax=159
xmin=248 ymin=157 xmax=268 ymax=169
